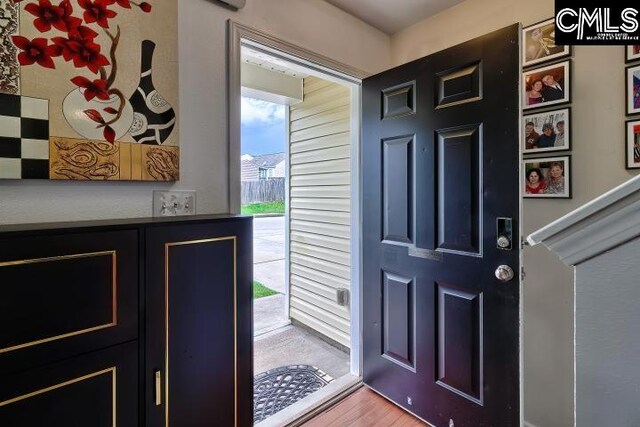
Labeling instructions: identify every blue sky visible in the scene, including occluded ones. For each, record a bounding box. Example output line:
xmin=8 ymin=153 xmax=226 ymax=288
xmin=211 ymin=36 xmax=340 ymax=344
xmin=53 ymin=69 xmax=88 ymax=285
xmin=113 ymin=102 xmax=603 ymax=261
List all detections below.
xmin=241 ymin=97 xmax=285 ymax=156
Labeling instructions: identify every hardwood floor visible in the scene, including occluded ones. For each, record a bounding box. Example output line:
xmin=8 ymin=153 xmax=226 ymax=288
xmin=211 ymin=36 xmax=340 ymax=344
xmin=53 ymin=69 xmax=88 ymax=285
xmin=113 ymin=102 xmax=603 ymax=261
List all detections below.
xmin=302 ymin=387 xmax=428 ymax=426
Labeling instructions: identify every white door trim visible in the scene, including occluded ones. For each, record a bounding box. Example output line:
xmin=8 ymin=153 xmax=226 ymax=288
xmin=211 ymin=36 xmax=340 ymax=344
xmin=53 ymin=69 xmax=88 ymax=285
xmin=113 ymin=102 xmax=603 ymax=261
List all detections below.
xmin=227 ymin=20 xmax=365 ymax=376
xmin=284 ymin=105 xmax=291 ymax=321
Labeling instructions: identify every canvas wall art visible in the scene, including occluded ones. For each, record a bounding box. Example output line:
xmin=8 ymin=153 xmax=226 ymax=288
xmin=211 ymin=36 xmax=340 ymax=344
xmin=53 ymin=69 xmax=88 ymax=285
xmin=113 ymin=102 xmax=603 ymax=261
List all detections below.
xmin=0 ymin=0 xmax=178 ymax=181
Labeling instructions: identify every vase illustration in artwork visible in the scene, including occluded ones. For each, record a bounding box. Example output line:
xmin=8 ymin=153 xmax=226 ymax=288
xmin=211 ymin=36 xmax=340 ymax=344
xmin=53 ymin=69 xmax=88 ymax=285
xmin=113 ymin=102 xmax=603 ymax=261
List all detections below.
xmin=63 ymin=88 xmax=134 ymax=141
xmin=129 ymin=40 xmax=176 ymax=145
xmin=10 ymin=2 xmax=154 ymax=143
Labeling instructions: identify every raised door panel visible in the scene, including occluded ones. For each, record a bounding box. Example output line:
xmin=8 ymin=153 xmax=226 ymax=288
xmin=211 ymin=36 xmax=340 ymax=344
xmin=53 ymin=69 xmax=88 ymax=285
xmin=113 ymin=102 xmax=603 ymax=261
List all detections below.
xmin=0 ymin=230 xmax=138 ymax=375
xmin=436 ymin=125 xmax=482 ymax=256
xmin=0 ymin=341 xmax=138 ymax=426
xmin=436 ymin=283 xmax=483 ymax=404
xmin=145 ymin=219 xmax=253 ymax=427
xmin=382 ymin=136 xmax=414 ymax=245
xmin=382 ymin=272 xmax=415 ymax=370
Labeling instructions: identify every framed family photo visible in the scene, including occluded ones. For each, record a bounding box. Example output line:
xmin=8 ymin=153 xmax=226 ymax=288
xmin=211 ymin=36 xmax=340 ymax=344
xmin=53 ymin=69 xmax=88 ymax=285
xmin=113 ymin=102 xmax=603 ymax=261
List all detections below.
xmin=524 ymin=155 xmax=571 ymax=199
xmin=523 ymin=108 xmax=570 ymax=154
xmin=626 ymin=64 xmax=640 ymax=115
xmin=523 ymin=60 xmax=571 ymax=110
xmin=626 ymin=46 xmax=640 ymax=63
xmin=523 ymin=18 xmax=571 ymax=68
xmin=626 ymin=119 xmax=640 ymax=169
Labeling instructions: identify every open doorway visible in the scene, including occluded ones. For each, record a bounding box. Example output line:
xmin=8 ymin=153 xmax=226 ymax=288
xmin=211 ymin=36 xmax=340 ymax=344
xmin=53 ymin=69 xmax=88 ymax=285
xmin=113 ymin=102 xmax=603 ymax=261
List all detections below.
xmin=231 ymin=23 xmax=364 ymax=426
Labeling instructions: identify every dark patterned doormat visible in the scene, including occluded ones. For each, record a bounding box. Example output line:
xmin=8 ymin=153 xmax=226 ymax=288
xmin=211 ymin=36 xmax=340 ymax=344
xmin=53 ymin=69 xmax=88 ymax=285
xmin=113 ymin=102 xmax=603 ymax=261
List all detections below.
xmin=254 ymin=364 xmax=334 ymax=424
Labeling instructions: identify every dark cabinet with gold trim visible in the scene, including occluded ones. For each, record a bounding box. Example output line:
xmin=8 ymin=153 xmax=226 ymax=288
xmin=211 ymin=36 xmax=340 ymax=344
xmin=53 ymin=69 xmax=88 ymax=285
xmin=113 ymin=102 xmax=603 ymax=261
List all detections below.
xmin=0 ymin=341 xmax=138 ymax=426
xmin=0 ymin=215 xmax=253 ymax=426
xmin=145 ymin=219 xmax=253 ymax=427
xmin=0 ymin=230 xmax=138 ymax=376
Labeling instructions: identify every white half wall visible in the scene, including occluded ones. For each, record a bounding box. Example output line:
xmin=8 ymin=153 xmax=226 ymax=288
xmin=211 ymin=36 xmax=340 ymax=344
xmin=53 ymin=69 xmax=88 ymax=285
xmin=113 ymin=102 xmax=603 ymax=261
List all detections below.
xmin=0 ymin=0 xmax=390 ymax=225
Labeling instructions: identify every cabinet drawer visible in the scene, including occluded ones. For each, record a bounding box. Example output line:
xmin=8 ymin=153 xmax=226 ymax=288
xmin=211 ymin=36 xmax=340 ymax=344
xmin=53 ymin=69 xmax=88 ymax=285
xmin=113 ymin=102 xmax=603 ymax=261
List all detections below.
xmin=0 ymin=340 xmax=138 ymax=426
xmin=0 ymin=230 xmax=138 ymax=374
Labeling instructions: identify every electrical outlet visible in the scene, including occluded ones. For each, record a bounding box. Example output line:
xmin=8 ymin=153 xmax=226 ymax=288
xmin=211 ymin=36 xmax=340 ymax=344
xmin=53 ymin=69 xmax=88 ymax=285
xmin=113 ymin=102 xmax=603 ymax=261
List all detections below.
xmin=153 ymin=191 xmax=196 ymax=216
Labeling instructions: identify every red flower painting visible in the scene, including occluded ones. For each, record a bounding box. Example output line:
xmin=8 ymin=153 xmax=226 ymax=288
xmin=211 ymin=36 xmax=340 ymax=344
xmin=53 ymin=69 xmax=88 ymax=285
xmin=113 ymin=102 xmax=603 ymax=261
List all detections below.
xmin=12 ymin=0 xmax=153 ymax=143
xmin=24 ymin=0 xmax=82 ymax=32
xmin=12 ymin=36 xmax=61 ymax=69
xmin=70 ymin=76 xmax=110 ymax=101
xmin=77 ymin=0 xmax=117 ymax=29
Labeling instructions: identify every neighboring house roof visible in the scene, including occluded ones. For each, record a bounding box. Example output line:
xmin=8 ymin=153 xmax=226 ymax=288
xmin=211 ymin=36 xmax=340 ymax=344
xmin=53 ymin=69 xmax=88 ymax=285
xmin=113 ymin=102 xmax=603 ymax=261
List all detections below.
xmin=241 ymin=152 xmax=285 ymax=181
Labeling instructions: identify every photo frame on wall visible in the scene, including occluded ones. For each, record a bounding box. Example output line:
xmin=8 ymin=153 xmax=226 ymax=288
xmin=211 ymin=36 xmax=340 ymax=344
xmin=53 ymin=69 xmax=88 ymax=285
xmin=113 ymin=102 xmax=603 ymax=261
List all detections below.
xmin=523 ymin=18 xmax=571 ymax=68
xmin=524 ymin=107 xmax=571 ymax=154
xmin=626 ymin=64 xmax=640 ymax=115
xmin=523 ymin=60 xmax=571 ymax=110
xmin=524 ymin=155 xmax=571 ymax=199
xmin=626 ymin=46 xmax=640 ymax=63
xmin=626 ymin=119 xmax=640 ymax=169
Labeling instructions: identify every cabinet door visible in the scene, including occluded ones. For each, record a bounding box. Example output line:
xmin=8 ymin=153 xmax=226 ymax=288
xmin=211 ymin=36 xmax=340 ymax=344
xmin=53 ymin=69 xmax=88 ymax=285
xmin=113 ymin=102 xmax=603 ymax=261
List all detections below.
xmin=0 ymin=341 xmax=138 ymax=426
xmin=145 ymin=219 xmax=253 ymax=427
xmin=0 ymin=230 xmax=138 ymax=375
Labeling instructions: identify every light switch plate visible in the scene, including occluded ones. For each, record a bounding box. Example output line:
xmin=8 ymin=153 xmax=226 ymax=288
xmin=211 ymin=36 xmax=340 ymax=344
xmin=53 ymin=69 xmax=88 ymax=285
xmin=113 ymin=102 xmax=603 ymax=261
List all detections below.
xmin=153 ymin=191 xmax=196 ymax=216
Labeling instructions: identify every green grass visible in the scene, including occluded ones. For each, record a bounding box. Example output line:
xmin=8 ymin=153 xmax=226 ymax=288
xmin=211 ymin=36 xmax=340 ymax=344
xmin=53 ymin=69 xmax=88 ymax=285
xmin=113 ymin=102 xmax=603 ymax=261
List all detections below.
xmin=241 ymin=201 xmax=285 ymax=215
xmin=253 ymin=280 xmax=278 ymax=299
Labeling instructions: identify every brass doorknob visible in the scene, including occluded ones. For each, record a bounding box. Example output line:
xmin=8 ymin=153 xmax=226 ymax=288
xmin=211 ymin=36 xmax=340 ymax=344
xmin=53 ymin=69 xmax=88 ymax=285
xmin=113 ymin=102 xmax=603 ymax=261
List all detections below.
xmin=495 ymin=265 xmax=514 ymax=282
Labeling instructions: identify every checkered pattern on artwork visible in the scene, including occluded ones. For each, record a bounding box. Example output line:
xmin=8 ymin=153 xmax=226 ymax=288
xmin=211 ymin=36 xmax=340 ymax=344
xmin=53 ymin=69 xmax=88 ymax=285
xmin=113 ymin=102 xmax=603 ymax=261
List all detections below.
xmin=0 ymin=93 xmax=50 ymax=179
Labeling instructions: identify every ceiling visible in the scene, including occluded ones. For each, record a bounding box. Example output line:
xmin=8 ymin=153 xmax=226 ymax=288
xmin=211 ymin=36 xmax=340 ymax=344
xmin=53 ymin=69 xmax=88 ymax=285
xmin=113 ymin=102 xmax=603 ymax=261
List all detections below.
xmin=325 ymin=0 xmax=466 ymax=35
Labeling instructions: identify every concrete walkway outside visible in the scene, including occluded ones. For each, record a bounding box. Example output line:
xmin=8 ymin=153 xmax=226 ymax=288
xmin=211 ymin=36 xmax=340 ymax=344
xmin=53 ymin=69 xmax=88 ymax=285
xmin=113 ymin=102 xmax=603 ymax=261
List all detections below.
xmin=253 ymin=216 xmax=285 ymax=294
xmin=254 ymin=324 xmax=350 ymax=380
xmin=254 ymin=294 xmax=288 ymax=336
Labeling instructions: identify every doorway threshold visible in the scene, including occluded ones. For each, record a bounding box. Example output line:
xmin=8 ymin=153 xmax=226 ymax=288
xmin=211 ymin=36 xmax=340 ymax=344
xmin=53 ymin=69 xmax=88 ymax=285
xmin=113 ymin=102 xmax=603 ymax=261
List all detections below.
xmin=255 ymin=374 xmax=362 ymax=427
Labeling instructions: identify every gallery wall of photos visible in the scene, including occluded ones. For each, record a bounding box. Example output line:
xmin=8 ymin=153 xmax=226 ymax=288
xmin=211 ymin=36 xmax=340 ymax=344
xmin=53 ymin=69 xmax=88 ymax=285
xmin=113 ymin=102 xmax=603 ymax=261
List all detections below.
xmin=522 ymin=18 xmax=573 ymax=199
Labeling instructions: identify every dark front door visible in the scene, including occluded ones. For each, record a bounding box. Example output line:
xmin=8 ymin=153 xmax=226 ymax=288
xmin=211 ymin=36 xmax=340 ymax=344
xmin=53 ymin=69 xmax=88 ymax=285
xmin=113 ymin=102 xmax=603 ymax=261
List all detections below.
xmin=362 ymin=24 xmax=520 ymax=427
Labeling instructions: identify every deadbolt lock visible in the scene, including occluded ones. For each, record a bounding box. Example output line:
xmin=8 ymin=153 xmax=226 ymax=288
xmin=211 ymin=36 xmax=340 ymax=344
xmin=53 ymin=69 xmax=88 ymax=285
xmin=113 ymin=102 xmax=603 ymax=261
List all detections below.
xmin=497 ymin=235 xmax=510 ymax=249
xmin=496 ymin=217 xmax=513 ymax=250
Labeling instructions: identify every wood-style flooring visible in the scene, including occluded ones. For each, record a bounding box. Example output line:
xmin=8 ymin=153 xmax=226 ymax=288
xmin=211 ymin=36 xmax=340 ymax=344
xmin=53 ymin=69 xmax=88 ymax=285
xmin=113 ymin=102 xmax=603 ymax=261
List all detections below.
xmin=302 ymin=387 xmax=428 ymax=426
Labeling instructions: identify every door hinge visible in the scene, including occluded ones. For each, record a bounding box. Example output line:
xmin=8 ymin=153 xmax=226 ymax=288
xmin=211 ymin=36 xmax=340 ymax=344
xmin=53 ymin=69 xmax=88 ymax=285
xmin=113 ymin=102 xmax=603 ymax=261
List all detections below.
xmin=521 ymin=266 xmax=526 ymax=280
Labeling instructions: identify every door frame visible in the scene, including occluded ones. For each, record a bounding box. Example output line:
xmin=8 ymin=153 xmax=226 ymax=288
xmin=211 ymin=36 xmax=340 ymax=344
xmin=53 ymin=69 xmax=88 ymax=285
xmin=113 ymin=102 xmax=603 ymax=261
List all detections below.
xmin=227 ymin=20 xmax=367 ymax=376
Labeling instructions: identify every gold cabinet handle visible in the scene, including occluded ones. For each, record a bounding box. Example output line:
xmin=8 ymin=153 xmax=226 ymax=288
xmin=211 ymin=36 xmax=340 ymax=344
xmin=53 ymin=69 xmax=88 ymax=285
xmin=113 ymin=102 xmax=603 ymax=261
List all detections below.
xmin=155 ymin=370 xmax=162 ymax=406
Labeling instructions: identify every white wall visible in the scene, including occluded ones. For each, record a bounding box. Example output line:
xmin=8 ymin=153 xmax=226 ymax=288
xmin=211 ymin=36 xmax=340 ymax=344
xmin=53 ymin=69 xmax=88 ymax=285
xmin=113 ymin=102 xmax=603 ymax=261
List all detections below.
xmin=392 ymin=1 xmax=639 ymax=426
xmin=0 ymin=0 xmax=391 ymax=225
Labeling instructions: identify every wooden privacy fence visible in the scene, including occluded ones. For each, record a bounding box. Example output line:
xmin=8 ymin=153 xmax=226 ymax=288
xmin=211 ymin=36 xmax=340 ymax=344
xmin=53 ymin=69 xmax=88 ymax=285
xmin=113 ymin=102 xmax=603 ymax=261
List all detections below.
xmin=241 ymin=178 xmax=285 ymax=204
